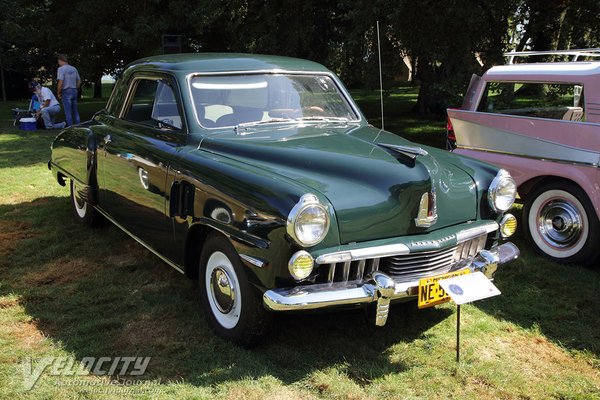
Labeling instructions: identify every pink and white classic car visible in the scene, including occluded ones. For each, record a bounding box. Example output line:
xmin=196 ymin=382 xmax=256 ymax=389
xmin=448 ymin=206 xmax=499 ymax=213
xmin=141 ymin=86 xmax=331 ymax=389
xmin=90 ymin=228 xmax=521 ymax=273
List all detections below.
xmin=449 ymin=49 xmax=600 ymax=266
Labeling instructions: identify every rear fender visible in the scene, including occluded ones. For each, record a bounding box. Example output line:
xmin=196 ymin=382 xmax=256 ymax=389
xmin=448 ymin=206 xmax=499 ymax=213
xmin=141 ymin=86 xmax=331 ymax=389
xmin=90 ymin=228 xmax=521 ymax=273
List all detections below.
xmin=50 ymin=126 xmax=99 ymax=204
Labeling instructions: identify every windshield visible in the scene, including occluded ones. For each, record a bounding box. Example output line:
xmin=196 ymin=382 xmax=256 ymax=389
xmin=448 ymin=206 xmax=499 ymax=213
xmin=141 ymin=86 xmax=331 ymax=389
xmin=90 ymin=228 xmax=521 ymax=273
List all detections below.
xmin=189 ymin=74 xmax=359 ymax=128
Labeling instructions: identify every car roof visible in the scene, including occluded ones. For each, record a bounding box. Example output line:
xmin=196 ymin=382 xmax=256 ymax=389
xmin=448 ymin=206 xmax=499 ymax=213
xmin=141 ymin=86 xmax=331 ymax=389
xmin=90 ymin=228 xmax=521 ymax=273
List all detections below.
xmin=125 ymin=53 xmax=331 ymax=74
xmin=483 ymin=61 xmax=600 ymax=81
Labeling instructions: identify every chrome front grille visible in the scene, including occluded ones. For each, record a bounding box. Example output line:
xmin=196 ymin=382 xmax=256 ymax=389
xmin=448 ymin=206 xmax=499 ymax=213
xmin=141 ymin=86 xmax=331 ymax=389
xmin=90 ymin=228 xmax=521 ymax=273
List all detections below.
xmin=382 ymin=246 xmax=457 ymax=279
xmin=320 ymin=234 xmax=487 ymax=284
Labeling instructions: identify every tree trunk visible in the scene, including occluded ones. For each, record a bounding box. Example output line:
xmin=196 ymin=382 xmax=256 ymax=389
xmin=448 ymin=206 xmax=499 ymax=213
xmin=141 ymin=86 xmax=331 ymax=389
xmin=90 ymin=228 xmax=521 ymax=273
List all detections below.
xmin=0 ymin=56 xmax=6 ymax=102
xmin=414 ymin=58 xmax=433 ymax=114
xmin=93 ymin=75 xmax=102 ymax=98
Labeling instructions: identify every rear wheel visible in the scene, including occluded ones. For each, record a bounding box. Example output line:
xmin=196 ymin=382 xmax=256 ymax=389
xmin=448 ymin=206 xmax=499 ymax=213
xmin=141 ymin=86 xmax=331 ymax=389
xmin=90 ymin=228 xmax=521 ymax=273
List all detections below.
xmin=198 ymin=233 xmax=272 ymax=346
xmin=70 ymin=179 xmax=100 ymax=227
xmin=523 ymin=182 xmax=599 ymax=266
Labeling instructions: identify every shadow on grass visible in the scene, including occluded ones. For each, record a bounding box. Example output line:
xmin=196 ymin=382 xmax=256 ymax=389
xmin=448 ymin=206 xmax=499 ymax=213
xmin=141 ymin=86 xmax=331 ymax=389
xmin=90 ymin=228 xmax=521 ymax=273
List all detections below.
xmin=475 ymin=216 xmax=600 ymax=357
xmin=0 ymin=196 xmax=451 ymax=387
xmin=2 ymin=195 xmax=599 ymax=392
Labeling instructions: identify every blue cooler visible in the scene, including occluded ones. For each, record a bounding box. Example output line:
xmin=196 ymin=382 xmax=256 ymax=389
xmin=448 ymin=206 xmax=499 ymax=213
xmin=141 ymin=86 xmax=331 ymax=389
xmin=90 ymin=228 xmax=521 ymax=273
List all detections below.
xmin=19 ymin=117 xmax=37 ymax=131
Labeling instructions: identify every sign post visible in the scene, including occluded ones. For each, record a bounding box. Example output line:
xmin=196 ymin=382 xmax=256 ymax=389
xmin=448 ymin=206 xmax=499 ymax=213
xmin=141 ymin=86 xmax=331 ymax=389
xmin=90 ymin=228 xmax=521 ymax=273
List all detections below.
xmin=456 ymin=304 xmax=461 ymax=362
xmin=438 ymin=271 xmax=501 ymax=363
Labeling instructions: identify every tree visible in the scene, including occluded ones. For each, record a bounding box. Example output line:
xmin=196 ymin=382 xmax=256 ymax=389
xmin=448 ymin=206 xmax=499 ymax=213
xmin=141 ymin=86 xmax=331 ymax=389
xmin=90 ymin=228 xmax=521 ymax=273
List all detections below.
xmin=387 ymin=0 xmax=518 ymax=113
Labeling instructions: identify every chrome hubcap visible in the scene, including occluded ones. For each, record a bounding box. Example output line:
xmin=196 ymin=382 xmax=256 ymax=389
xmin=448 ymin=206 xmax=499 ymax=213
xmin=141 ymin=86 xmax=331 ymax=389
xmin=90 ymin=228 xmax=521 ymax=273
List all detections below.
xmin=538 ymin=200 xmax=582 ymax=248
xmin=210 ymin=267 xmax=235 ymax=314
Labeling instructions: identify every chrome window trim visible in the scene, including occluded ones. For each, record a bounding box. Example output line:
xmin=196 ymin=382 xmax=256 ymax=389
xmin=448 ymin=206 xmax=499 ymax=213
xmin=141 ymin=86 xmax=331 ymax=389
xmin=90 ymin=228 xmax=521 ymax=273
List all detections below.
xmin=185 ymin=70 xmax=364 ymax=130
xmin=117 ymin=74 xmax=188 ymax=133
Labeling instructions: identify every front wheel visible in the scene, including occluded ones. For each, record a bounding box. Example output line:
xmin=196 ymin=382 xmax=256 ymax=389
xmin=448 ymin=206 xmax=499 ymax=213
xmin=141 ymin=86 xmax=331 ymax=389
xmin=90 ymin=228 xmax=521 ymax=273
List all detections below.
xmin=523 ymin=182 xmax=600 ymax=266
xmin=198 ymin=233 xmax=272 ymax=346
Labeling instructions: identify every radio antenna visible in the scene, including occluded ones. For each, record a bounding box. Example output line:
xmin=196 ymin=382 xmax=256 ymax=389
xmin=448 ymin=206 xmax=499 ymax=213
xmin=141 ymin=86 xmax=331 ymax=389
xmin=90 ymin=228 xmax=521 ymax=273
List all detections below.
xmin=376 ymin=20 xmax=385 ymax=130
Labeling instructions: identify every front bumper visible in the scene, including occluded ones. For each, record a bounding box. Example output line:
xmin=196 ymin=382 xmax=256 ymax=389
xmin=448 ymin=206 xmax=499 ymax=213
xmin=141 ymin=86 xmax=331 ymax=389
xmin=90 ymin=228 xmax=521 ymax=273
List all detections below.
xmin=263 ymin=242 xmax=519 ymax=326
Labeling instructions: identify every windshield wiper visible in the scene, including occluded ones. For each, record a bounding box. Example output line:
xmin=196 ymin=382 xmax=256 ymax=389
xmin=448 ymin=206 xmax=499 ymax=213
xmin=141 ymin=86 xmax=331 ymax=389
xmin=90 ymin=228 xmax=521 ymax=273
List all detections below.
xmin=235 ymin=118 xmax=295 ymax=134
xmin=295 ymin=116 xmax=350 ymax=122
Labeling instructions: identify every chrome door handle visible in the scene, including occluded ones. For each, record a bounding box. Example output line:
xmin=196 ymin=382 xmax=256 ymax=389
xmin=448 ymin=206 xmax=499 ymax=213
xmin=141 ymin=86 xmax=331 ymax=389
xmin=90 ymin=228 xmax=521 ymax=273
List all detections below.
xmin=104 ymin=135 xmax=112 ymax=145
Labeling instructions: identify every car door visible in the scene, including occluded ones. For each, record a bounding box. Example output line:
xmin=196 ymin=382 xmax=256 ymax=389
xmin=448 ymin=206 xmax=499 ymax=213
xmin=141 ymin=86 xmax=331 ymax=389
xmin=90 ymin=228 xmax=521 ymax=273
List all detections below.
xmin=98 ymin=75 xmax=186 ymax=263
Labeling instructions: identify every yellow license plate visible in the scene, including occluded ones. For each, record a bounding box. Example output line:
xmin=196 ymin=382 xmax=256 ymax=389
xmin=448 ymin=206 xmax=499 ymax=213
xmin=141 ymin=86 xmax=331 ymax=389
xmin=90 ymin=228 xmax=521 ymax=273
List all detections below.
xmin=418 ymin=269 xmax=471 ymax=309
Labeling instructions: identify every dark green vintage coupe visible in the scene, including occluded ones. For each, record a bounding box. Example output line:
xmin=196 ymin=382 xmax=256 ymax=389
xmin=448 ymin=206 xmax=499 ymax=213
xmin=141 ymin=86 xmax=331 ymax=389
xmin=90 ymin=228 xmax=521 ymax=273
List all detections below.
xmin=50 ymin=54 xmax=519 ymax=345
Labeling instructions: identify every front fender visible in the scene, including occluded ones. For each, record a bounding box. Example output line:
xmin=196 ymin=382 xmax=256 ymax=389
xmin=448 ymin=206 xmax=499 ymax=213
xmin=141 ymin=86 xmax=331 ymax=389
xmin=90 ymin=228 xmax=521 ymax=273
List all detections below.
xmin=174 ymin=148 xmax=342 ymax=290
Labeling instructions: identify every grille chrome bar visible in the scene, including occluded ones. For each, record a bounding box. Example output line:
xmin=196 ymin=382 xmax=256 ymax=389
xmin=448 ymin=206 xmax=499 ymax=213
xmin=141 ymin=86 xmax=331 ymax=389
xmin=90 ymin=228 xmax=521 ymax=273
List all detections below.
xmin=356 ymin=260 xmax=366 ymax=280
xmin=321 ymin=234 xmax=488 ymax=284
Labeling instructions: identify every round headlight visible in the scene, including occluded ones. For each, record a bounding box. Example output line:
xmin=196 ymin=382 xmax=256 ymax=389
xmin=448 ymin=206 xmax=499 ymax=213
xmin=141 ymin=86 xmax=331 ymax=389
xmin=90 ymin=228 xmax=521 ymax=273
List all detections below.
xmin=288 ymin=250 xmax=314 ymax=280
xmin=488 ymin=170 xmax=517 ymax=212
xmin=287 ymin=194 xmax=330 ymax=247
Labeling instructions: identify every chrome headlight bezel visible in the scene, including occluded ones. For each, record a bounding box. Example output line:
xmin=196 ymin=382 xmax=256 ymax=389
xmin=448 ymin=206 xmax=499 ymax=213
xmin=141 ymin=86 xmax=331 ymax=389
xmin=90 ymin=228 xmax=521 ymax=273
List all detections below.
xmin=488 ymin=169 xmax=517 ymax=212
xmin=286 ymin=194 xmax=330 ymax=247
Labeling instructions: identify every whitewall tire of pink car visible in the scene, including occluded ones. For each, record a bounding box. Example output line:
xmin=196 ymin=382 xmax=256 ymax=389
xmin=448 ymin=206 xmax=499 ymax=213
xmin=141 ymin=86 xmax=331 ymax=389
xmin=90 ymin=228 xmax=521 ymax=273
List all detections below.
xmin=524 ymin=182 xmax=599 ymax=266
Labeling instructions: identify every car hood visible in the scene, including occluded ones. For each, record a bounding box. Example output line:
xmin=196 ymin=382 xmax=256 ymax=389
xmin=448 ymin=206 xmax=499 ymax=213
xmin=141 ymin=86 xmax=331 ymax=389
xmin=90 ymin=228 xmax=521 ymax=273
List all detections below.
xmin=199 ymin=124 xmax=477 ymax=244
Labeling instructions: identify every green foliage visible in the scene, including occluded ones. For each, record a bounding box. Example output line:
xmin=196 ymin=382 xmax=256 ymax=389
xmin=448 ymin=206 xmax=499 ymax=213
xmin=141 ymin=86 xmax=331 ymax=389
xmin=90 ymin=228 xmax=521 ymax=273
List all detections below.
xmin=1 ymin=0 xmax=599 ymax=107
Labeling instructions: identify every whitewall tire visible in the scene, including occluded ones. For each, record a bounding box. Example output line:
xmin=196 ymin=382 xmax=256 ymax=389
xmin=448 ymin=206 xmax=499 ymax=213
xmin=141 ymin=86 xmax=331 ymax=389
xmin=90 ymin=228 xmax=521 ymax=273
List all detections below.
xmin=523 ymin=182 xmax=599 ymax=266
xmin=198 ymin=233 xmax=272 ymax=346
xmin=70 ymin=179 xmax=100 ymax=227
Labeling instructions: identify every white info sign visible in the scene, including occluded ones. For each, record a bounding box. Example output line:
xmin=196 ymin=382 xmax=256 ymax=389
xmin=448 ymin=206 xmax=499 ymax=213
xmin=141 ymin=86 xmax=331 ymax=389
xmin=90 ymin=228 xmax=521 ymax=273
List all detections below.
xmin=438 ymin=271 xmax=501 ymax=305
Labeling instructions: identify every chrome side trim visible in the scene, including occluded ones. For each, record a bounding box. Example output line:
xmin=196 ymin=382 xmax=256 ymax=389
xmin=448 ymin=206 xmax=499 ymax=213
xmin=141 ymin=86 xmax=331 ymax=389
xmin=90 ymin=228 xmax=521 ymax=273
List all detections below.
xmin=94 ymin=207 xmax=185 ymax=274
xmin=455 ymin=221 xmax=498 ymax=243
xmin=240 ymin=254 xmax=266 ymax=268
xmin=456 ymin=146 xmax=600 ymax=169
xmin=316 ymin=243 xmax=410 ymax=264
xmin=452 ymin=117 xmax=600 ymax=166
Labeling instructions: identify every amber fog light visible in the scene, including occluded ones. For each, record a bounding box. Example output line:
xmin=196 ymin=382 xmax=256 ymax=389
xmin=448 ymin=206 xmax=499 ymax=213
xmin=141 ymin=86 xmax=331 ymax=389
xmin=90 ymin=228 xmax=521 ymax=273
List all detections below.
xmin=500 ymin=214 xmax=517 ymax=238
xmin=288 ymin=251 xmax=314 ymax=280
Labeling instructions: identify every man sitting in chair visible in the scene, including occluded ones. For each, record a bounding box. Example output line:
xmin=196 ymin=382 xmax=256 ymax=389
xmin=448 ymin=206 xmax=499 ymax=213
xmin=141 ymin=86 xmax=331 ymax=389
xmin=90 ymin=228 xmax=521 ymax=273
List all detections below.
xmin=30 ymin=81 xmax=66 ymax=129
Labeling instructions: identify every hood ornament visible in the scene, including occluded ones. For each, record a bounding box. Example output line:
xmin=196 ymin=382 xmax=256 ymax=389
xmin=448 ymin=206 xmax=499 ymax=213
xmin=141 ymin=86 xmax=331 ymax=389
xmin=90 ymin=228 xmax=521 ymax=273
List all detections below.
xmin=415 ymin=187 xmax=438 ymax=228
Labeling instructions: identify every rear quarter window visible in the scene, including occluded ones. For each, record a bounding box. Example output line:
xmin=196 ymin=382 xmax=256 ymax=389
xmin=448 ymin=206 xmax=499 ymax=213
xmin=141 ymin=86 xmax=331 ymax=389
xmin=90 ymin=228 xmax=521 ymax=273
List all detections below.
xmin=477 ymin=82 xmax=585 ymax=122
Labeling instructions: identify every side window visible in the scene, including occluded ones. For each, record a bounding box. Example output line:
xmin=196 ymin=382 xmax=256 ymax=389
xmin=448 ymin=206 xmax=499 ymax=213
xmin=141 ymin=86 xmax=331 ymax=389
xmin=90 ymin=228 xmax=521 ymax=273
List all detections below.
xmin=477 ymin=82 xmax=585 ymax=122
xmin=124 ymin=78 xmax=183 ymax=129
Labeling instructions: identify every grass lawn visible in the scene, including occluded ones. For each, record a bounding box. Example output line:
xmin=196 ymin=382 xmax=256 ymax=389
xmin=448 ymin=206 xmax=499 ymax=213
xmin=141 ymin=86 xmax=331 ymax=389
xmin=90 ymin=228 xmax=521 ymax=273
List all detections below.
xmin=0 ymin=89 xmax=599 ymax=399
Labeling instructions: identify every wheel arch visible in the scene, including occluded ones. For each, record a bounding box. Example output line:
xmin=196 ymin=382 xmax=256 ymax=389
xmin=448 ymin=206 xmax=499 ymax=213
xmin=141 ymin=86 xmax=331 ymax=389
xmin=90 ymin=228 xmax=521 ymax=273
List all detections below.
xmin=519 ymin=176 xmax=599 ymax=221
xmin=182 ymin=219 xmax=272 ymax=290
xmin=183 ymin=223 xmax=214 ymax=280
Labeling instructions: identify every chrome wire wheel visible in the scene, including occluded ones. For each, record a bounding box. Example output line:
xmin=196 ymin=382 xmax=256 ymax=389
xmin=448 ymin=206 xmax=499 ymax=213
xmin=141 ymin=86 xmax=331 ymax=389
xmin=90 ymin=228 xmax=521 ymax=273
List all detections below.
xmin=204 ymin=251 xmax=242 ymax=329
xmin=527 ymin=188 xmax=589 ymax=259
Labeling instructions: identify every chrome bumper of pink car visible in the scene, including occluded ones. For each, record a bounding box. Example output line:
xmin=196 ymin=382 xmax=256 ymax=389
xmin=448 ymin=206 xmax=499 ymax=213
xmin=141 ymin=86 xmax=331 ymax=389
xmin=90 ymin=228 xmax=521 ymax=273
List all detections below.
xmin=263 ymin=242 xmax=519 ymax=326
